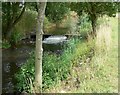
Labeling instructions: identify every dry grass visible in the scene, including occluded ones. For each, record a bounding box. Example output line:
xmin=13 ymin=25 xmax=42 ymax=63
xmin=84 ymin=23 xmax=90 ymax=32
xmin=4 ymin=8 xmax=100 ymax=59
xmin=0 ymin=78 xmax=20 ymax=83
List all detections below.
xmin=95 ymin=22 xmax=112 ymax=55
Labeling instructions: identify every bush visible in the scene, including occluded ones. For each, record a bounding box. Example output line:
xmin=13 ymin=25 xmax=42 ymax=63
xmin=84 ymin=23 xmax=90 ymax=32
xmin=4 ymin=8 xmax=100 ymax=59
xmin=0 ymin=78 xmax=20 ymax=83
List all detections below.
xmin=10 ymin=29 xmax=23 ymax=45
xmin=43 ymin=16 xmax=51 ymax=30
xmin=62 ymin=11 xmax=79 ymax=34
xmin=79 ymin=13 xmax=92 ymax=39
xmin=2 ymin=40 xmax=11 ymax=49
xmin=15 ymin=52 xmax=35 ymax=92
xmin=14 ymin=10 xmax=37 ymax=38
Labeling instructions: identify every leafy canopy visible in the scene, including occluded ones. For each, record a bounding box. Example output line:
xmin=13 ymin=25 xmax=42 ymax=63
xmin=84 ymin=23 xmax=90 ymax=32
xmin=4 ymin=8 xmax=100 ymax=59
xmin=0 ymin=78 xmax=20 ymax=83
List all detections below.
xmin=45 ymin=2 xmax=69 ymax=23
xmin=71 ymin=2 xmax=118 ymax=17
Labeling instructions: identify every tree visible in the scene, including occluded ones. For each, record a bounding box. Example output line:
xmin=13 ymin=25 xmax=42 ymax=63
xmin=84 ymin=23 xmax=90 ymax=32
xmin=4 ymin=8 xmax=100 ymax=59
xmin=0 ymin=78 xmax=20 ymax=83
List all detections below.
xmin=45 ymin=2 xmax=69 ymax=27
xmin=2 ymin=2 xmax=26 ymax=41
xmin=117 ymin=2 xmax=120 ymax=12
xmin=35 ymin=1 xmax=47 ymax=92
xmin=71 ymin=2 xmax=118 ymax=36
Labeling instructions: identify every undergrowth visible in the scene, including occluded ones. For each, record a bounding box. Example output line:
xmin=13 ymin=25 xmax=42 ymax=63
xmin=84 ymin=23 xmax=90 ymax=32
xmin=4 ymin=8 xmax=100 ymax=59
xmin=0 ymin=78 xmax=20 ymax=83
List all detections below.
xmin=15 ymin=37 xmax=94 ymax=93
xmin=2 ymin=40 xmax=11 ymax=49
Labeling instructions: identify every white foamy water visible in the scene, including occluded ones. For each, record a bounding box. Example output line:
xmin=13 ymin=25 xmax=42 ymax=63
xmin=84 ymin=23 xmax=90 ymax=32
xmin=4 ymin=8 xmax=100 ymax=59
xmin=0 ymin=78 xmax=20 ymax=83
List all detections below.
xmin=43 ymin=35 xmax=67 ymax=44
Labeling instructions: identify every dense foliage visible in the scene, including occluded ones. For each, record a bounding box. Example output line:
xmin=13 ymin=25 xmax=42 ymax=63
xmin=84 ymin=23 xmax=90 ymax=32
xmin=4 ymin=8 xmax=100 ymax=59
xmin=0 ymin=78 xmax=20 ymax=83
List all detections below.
xmin=2 ymin=2 xmax=26 ymax=40
xmin=45 ymin=2 xmax=69 ymax=24
xmin=71 ymin=2 xmax=118 ymax=35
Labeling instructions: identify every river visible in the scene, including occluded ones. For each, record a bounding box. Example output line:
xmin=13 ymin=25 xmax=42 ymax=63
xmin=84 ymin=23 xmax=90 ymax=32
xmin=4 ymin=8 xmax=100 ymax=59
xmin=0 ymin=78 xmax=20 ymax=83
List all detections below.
xmin=2 ymin=36 xmax=67 ymax=93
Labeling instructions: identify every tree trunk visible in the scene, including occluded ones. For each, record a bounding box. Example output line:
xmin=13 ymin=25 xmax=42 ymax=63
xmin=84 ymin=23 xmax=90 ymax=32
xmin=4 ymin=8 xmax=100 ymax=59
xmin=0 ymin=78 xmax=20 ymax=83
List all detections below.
xmin=35 ymin=1 xmax=47 ymax=92
xmin=56 ymin=22 xmax=60 ymax=28
xmin=3 ymin=3 xmax=26 ymax=42
xmin=88 ymin=3 xmax=97 ymax=37
xmin=90 ymin=13 xmax=97 ymax=37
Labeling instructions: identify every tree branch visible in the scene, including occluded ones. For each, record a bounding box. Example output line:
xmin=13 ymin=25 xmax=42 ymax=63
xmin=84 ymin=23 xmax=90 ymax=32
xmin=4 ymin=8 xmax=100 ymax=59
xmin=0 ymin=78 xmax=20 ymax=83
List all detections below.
xmin=12 ymin=2 xmax=26 ymax=27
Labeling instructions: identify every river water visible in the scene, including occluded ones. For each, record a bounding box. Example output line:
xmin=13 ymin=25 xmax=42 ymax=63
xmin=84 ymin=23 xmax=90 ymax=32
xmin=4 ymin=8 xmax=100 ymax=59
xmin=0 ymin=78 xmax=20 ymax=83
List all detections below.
xmin=2 ymin=43 xmax=35 ymax=93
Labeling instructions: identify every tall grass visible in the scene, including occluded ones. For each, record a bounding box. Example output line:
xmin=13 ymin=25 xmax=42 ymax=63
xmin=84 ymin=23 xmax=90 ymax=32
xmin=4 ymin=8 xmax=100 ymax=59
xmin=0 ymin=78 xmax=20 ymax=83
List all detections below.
xmin=95 ymin=22 xmax=112 ymax=55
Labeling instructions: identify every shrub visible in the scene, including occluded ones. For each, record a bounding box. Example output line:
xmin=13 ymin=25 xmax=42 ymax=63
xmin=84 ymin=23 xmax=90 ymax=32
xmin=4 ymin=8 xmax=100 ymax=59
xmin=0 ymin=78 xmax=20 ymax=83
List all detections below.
xmin=79 ymin=13 xmax=92 ymax=39
xmin=15 ymin=52 xmax=35 ymax=93
xmin=13 ymin=10 xmax=37 ymax=41
xmin=43 ymin=16 xmax=51 ymax=30
xmin=2 ymin=40 xmax=11 ymax=49
xmin=62 ymin=11 xmax=79 ymax=34
xmin=10 ymin=29 xmax=23 ymax=45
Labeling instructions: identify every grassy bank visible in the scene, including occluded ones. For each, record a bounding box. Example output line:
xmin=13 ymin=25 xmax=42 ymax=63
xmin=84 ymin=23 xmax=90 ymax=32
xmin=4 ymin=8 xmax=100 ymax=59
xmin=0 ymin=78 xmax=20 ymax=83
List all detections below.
xmin=46 ymin=17 xmax=118 ymax=93
xmin=73 ymin=17 xmax=118 ymax=93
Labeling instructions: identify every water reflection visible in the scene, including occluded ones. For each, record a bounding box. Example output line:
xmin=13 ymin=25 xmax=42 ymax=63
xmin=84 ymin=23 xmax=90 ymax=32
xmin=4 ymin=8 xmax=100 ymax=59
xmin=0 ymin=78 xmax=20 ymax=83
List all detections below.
xmin=2 ymin=43 xmax=35 ymax=93
xmin=3 ymin=63 xmax=10 ymax=73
